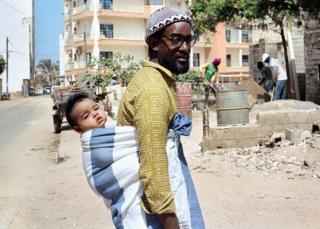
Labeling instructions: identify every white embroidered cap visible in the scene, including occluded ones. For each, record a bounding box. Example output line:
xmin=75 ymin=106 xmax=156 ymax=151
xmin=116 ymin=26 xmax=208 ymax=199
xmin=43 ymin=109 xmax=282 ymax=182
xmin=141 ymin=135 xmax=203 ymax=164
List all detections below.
xmin=145 ymin=6 xmax=193 ymax=41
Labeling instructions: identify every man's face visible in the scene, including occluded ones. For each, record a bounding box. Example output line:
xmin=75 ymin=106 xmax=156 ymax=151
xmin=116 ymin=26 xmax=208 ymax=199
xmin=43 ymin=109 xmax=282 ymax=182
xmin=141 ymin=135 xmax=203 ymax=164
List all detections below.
xmin=71 ymin=98 xmax=107 ymax=132
xmin=157 ymin=21 xmax=193 ymax=74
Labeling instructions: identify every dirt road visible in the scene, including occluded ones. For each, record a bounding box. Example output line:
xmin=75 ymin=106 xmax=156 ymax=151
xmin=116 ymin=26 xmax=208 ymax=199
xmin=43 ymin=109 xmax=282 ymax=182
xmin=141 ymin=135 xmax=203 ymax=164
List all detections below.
xmin=0 ymin=96 xmax=111 ymax=228
xmin=1 ymin=96 xmax=320 ymax=229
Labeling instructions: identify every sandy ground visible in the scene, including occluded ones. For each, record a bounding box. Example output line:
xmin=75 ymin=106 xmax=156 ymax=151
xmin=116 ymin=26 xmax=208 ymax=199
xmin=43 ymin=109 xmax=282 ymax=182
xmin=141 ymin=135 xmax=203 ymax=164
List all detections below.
xmin=1 ymin=96 xmax=320 ymax=229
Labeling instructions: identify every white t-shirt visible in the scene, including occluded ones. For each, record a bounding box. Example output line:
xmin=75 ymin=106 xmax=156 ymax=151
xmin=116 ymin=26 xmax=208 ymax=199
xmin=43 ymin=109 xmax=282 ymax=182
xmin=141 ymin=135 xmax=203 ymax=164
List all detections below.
xmin=269 ymin=58 xmax=288 ymax=81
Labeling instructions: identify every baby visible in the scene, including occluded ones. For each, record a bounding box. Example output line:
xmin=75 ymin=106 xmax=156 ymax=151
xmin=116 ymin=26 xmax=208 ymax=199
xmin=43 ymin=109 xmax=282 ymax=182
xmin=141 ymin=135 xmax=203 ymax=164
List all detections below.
xmin=65 ymin=92 xmax=107 ymax=132
xmin=64 ymin=92 xmax=199 ymax=229
xmin=64 ymin=92 xmax=150 ymax=228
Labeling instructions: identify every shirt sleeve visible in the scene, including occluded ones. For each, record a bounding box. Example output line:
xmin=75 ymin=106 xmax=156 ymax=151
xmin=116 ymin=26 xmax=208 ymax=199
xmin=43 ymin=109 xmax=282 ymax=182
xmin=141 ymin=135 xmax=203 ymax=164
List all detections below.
xmin=133 ymin=86 xmax=176 ymax=214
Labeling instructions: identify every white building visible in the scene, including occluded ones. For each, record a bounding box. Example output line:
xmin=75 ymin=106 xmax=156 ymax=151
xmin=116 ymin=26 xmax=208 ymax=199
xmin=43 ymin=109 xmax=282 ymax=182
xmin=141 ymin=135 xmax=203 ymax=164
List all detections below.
xmin=63 ymin=0 xmax=212 ymax=83
xmin=0 ymin=0 xmax=34 ymax=93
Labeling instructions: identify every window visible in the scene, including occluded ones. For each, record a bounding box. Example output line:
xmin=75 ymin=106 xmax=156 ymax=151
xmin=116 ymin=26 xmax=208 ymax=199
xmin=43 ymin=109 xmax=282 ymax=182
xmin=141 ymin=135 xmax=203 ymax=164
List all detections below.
xmin=100 ymin=51 xmax=113 ymax=59
xmin=147 ymin=0 xmax=163 ymax=5
xmin=73 ymin=1 xmax=76 ymax=7
xmin=241 ymin=31 xmax=250 ymax=43
xmin=226 ymin=30 xmax=231 ymax=42
xmin=193 ymin=53 xmax=200 ymax=67
xmin=226 ymin=54 xmax=231 ymax=67
xmin=86 ymin=52 xmax=92 ymax=64
xmin=100 ymin=24 xmax=113 ymax=38
xmin=100 ymin=0 xmax=112 ymax=9
xmin=242 ymin=55 xmax=249 ymax=67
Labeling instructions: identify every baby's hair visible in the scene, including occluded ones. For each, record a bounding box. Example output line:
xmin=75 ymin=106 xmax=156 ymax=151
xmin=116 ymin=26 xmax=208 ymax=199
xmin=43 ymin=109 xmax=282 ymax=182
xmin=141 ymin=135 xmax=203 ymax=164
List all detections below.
xmin=65 ymin=92 xmax=90 ymax=128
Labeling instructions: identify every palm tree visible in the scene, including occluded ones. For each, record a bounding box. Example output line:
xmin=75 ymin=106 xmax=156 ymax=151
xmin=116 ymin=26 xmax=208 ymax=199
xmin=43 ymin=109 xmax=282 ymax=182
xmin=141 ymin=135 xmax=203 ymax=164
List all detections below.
xmin=36 ymin=59 xmax=59 ymax=85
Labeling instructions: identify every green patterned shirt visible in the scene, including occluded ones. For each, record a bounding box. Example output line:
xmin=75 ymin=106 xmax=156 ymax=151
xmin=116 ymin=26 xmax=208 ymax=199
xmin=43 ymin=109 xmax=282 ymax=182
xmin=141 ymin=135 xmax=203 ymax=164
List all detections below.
xmin=117 ymin=60 xmax=177 ymax=214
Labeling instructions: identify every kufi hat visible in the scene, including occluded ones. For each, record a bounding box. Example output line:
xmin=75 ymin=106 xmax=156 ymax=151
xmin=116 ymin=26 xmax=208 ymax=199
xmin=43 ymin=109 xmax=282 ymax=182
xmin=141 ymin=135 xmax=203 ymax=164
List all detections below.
xmin=145 ymin=6 xmax=193 ymax=41
xmin=262 ymin=53 xmax=270 ymax=62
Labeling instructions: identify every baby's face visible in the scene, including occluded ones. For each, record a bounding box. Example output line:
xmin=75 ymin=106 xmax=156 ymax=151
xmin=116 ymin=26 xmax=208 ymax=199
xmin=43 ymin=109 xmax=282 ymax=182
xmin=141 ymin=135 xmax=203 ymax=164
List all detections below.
xmin=71 ymin=98 xmax=106 ymax=132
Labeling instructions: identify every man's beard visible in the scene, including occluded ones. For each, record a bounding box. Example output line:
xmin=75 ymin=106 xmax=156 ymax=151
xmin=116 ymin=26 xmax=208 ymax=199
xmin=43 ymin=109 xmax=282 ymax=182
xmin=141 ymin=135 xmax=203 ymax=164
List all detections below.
xmin=160 ymin=54 xmax=190 ymax=75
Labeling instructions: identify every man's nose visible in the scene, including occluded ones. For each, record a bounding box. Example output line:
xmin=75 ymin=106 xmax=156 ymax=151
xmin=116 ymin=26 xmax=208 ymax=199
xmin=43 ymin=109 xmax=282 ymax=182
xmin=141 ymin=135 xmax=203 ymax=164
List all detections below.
xmin=179 ymin=40 xmax=190 ymax=53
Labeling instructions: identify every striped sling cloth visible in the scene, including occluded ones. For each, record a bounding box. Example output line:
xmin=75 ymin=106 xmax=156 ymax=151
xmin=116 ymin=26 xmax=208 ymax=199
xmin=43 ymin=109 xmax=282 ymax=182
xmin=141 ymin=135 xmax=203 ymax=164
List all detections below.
xmin=80 ymin=113 xmax=205 ymax=229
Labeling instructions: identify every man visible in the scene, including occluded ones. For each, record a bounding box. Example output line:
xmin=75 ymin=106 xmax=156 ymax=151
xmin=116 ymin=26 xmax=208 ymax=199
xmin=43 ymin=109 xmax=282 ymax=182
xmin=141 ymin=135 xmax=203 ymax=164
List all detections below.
xmin=257 ymin=61 xmax=274 ymax=100
xmin=200 ymin=58 xmax=221 ymax=107
xmin=117 ymin=7 xmax=204 ymax=229
xmin=262 ymin=53 xmax=287 ymax=100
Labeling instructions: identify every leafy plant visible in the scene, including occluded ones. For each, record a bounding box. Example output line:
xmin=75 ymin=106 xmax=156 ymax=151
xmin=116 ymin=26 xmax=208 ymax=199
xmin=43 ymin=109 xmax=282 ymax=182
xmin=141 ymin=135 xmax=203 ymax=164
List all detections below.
xmin=84 ymin=53 xmax=140 ymax=94
xmin=0 ymin=55 xmax=5 ymax=75
xmin=177 ymin=69 xmax=204 ymax=95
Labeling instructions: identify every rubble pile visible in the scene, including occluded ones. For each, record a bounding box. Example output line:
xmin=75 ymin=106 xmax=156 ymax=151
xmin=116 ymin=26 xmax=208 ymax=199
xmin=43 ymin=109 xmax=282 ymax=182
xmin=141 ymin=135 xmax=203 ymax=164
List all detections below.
xmin=195 ymin=130 xmax=320 ymax=179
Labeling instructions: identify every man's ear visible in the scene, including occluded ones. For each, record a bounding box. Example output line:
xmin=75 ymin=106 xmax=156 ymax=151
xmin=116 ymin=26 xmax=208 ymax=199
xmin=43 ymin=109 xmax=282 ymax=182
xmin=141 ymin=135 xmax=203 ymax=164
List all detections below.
xmin=74 ymin=125 xmax=83 ymax=133
xmin=146 ymin=36 xmax=160 ymax=51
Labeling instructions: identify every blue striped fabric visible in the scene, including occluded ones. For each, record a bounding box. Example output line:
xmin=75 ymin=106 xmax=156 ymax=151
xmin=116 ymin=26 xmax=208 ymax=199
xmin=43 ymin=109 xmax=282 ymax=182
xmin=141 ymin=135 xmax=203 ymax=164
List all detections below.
xmin=81 ymin=114 xmax=205 ymax=229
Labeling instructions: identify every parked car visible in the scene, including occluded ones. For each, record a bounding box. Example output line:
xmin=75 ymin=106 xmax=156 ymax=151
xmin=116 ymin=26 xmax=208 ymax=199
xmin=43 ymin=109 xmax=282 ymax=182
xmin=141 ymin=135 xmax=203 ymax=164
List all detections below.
xmin=43 ymin=85 xmax=52 ymax=95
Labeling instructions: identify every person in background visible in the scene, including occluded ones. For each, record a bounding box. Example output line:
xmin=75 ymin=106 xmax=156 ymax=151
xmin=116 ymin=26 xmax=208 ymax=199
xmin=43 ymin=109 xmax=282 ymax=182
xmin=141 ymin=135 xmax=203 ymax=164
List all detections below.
xmin=110 ymin=74 xmax=119 ymax=86
xmin=200 ymin=58 xmax=221 ymax=107
xmin=117 ymin=6 xmax=205 ymax=229
xmin=262 ymin=53 xmax=287 ymax=100
xmin=257 ymin=61 xmax=274 ymax=100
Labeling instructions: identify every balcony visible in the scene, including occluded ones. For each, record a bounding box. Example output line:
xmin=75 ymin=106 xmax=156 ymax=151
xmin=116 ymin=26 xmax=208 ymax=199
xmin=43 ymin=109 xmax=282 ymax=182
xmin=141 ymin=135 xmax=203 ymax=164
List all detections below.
xmin=195 ymin=34 xmax=212 ymax=48
xmin=226 ymin=42 xmax=249 ymax=49
xmin=73 ymin=4 xmax=94 ymax=20
xmin=98 ymin=36 xmax=146 ymax=46
xmin=64 ymin=11 xmax=72 ymax=26
xmin=65 ymin=63 xmax=74 ymax=71
xmin=98 ymin=3 xmax=154 ymax=19
xmin=71 ymin=33 xmax=94 ymax=48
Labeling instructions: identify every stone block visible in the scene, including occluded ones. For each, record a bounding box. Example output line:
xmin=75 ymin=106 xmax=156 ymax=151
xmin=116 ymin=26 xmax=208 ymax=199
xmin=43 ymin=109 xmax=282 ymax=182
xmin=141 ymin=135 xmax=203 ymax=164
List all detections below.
xmin=285 ymin=128 xmax=302 ymax=145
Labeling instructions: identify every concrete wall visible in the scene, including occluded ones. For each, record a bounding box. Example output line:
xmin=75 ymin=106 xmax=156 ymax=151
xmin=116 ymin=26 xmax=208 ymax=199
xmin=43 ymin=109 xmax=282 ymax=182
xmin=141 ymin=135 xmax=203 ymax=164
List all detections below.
xmin=304 ymin=28 xmax=320 ymax=105
xmin=203 ymin=101 xmax=320 ymax=150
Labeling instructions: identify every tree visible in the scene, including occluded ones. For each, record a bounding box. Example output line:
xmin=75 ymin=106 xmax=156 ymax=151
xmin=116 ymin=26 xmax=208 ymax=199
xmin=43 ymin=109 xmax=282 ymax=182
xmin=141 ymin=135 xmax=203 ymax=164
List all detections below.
xmin=36 ymin=59 xmax=59 ymax=85
xmin=85 ymin=53 xmax=140 ymax=94
xmin=0 ymin=55 xmax=5 ymax=75
xmin=191 ymin=0 xmax=320 ymax=98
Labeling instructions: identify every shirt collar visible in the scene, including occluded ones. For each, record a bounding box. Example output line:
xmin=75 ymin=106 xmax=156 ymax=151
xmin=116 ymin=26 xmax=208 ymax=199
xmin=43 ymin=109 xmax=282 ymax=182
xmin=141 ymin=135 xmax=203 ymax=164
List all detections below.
xmin=142 ymin=60 xmax=176 ymax=81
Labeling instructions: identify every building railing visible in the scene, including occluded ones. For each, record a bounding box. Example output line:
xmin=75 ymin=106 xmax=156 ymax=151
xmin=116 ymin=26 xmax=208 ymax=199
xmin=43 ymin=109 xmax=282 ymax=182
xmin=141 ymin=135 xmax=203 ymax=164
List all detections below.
xmin=75 ymin=61 xmax=87 ymax=69
xmin=73 ymin=3 xmax=92 ymax=14
xmin=73 ymin=33 xmax=91 ymax=42
xmin=218 ymin=72 xmax=250 ymax=83
xmin=65 ymin=63 xmax=74 ymax=71
xmin=99 ymin=2 xmax=145 ymax=13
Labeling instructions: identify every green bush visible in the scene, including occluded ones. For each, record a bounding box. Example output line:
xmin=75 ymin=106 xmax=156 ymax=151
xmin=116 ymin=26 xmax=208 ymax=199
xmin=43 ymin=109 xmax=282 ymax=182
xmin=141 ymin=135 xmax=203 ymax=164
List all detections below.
xmin=177 ymin=69 xmax=204 ymax=95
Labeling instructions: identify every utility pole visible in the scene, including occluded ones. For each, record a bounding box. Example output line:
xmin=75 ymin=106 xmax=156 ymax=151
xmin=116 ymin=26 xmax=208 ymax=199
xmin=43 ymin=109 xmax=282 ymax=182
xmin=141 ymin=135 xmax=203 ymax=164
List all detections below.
xmin=84 ymin=31 xmax=88 ymax=70
xmin=31 ymin=0 xmax=35 ymax=91
xmin=6 ymin=37 xmax=9 ymax=95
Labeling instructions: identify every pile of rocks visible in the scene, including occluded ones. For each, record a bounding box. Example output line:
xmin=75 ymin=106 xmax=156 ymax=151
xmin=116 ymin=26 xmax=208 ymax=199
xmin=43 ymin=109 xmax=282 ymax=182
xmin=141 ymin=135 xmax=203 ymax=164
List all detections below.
xmin=195 ymin=129 xmax=320 ymax=179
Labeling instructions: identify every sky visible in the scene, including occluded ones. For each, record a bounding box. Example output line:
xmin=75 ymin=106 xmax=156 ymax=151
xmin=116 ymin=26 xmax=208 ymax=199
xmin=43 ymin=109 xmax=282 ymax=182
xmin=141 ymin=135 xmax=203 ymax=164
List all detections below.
xmin=35 ymin=0 xmax=64 ymax=64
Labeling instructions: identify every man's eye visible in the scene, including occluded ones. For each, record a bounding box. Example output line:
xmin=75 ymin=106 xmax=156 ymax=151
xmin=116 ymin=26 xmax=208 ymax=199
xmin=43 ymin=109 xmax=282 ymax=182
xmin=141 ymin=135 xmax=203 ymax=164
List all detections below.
xmin=171 ymin=36 xmax=182 ymax=44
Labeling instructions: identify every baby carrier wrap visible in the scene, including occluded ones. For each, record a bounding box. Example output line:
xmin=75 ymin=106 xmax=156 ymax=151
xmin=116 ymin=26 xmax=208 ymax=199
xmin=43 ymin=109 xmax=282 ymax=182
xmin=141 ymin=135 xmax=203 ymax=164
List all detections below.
xmin=81 ymin=114 xmax=205 ymax=229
